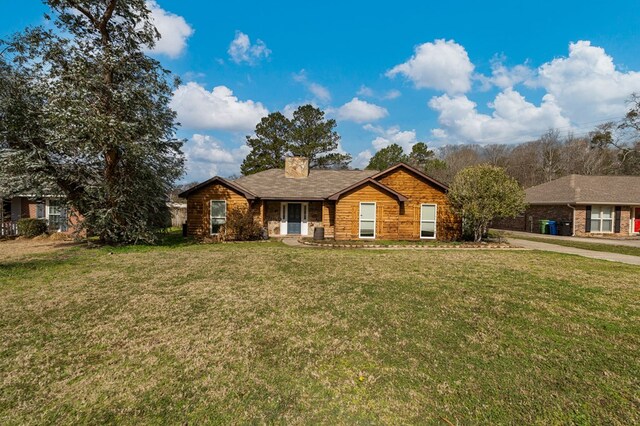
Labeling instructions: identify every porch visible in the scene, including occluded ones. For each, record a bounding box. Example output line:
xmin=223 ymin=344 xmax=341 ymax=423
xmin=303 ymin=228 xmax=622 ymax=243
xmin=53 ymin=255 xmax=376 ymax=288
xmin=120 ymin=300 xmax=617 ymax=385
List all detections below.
xmin=261 ymin=200 xmax=333 ymax=238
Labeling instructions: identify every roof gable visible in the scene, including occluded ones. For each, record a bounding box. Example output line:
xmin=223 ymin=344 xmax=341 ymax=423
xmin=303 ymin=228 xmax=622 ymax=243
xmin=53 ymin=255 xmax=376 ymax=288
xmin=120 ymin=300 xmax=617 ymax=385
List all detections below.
xmin=179 ymin=176 xmax=256 ymax=200
xmin=372 ymin=162 xmax=449 ymax=192
xmin=327 ymin=178 xmax=408 ymax=201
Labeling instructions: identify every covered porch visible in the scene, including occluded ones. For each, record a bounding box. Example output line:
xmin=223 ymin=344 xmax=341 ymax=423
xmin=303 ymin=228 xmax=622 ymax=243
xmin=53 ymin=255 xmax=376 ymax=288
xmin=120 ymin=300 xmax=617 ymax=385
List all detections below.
xmin=259 ymin=200 xmax=334 ymax=238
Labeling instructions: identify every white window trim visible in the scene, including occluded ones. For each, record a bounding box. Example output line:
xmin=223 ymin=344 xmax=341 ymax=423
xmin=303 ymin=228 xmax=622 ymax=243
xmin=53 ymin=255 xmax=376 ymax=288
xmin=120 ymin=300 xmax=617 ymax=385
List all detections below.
xmin=279 ymin=202 xmax=309 ymax=236
xmin=359 ymin=202 xmax=376 ymax=239
xmin=210 ymin=200 xmax=226 ymax=235
xmin=590 ymin=205 xmax=613 ymax=233
xmin=45 ymin=198 xmax=66 ymax=232
xmin=632 ymin=207 xmax=640 ymax=235
xmin=420 ymin=203 xmax=437 ymax=239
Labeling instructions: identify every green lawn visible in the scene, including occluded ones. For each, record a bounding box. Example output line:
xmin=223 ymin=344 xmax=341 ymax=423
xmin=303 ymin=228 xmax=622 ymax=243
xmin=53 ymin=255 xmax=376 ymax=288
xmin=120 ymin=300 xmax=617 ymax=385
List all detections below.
xmin=1 ymin=237 xmax=639 ymax=424
xmin=505 ymin=234 xmax=640 ymax=257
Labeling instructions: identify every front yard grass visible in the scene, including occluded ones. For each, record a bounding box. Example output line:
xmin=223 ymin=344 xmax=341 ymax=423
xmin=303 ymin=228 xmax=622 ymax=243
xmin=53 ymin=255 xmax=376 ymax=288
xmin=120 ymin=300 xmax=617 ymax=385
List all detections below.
xmin=505 ymin=233 xmax=640 ymax=257
xmin=1 ymin=237 xmax=638 ymax=424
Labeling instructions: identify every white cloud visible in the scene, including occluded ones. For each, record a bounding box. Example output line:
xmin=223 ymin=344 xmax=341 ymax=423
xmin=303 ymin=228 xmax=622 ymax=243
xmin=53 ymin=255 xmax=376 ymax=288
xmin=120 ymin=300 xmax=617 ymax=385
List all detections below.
xmin=485 ymin=56 xmax=534 ymax=89
xmin=293 ymin=70 xmax=331 ymax=103
xmin=383 ymin=89 xmax=402 ymax=100
xmin=428 ymin=88 xmax=570 ymax=144
xmin=146 ymin=1 xmax=193 ymax=58
xmin=386 ymin=39 xmax=474 ymax=94
xmin=171 ymin=82 xmax=268 ymax=132
xmin=532 ymin=40 xmax=640 ymax=123
xmin=184 ymin=134 xmax=250 ymax=180
xmin=364 ymin=124 xmax=419 ymax=153
xmin=357 ymin=85 xmax=375 ymax=97
xmin=228 ymin=31 xmax=271 ymax=65
xmin=352 ymin=150 xmax=373 ymax=170
xmin=335 ymin=98 xmax=388 ymax=123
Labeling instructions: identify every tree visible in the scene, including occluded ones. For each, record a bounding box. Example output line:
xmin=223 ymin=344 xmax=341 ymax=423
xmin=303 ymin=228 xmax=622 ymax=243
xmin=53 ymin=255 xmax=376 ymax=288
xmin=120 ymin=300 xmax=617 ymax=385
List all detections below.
xmin=0 ymin=0 xmax=184 ymax=244
xmin=289 ymin=105 xmax=351 ymax=169
xmin=365 ymin=143 xmax=406 ymax=170
xmin=408 ymin=142 xmax=446 ymax=174
xmin=448 ymin=165 xmax=527 ymax=242
xmin=241 ymin=105 xmax=351 ymax=174
xmin=591 ymin=94 xmax=640 ymax=175
xmin=241 ymin=112 xmax=291 ymax=175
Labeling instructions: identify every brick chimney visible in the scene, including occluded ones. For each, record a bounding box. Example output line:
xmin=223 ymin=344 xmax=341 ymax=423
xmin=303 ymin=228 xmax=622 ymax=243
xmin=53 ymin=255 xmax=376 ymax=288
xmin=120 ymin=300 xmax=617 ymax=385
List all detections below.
xmin=284 ymin=156 xmax=309 ymax=179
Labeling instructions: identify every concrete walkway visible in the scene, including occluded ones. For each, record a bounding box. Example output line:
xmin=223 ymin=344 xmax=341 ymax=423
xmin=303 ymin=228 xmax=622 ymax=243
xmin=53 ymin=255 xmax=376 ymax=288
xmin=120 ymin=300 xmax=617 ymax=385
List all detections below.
xmin=507 ymin=237 xmax=640 ymax=266
xmin=503 ymin=230 xmax=640 ymax=247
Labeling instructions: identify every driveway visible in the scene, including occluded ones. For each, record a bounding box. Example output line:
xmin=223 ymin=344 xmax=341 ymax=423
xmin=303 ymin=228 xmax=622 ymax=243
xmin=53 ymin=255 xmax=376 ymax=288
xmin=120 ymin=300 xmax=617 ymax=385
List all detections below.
xmin=503 ymin=230 xmax=640 ymax=248
xmin=506 ymin=237 xmax=640 ymax=266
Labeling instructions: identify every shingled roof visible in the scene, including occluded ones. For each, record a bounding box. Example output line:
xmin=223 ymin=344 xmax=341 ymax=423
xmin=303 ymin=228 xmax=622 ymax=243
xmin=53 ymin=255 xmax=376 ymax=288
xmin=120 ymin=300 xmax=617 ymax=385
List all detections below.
xmin=232 ymin=168 xmax=378 ymax=200
xmin=526 ymin=174 xmax=640 ymax=205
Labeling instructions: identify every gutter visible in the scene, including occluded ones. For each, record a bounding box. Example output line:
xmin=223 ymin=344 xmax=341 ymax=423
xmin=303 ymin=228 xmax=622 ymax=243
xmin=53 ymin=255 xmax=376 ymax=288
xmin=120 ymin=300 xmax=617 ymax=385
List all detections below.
xmin=567 ymin=204 xmax=576 ymax=236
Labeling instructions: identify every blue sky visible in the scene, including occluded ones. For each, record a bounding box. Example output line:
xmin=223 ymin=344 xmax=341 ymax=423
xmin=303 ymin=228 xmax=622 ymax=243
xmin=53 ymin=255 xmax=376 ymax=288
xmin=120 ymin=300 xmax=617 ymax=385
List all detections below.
xmin=3 ymin=1 xmax=640 ymax=181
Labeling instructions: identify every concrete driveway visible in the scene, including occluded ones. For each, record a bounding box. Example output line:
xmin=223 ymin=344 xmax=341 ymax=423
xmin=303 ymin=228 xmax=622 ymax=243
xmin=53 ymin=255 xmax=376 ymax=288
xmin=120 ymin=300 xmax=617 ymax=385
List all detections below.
xmin=503 ymin=230 xmax=640 ymax=248
xmin=505 ymin=236 xmax=640 ymax=266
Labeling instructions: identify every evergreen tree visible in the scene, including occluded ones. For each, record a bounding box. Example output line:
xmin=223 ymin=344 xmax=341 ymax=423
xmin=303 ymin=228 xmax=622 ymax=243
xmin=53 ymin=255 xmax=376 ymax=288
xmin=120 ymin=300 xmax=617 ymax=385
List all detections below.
xmin=240 ymin=112 xmax=291 ymax=175
xmin=0 ymin=0 xmax=184 ymax=244
xmin=289 ymin=105 xmax=351 ymax=169
xmin=241 ymin=105 xmax=351 ymax=174
xmin=365 ymin=143 xmax=407 ymax=170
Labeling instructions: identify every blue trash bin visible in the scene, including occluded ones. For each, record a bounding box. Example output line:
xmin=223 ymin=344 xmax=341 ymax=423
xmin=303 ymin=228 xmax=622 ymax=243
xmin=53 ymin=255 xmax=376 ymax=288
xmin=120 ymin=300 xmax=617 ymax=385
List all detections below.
xmin=548 ymin=220 xmax=557 ymax=235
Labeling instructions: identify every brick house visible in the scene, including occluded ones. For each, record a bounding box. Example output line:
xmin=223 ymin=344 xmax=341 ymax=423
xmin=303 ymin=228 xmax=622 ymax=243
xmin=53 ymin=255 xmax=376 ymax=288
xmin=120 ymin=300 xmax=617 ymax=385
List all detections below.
xmin=0 ymin=195 xmax=75 ymax=236
xmin=180 ymin=157 xmax=462 ymax=241
xmin=493 ymin=175 xmax=640 ymax=237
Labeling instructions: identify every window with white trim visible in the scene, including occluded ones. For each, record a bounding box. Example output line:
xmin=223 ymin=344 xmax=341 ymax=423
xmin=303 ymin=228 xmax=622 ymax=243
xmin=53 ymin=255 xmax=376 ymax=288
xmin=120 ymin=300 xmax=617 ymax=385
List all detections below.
xmin=359 ymin=202 xmax=376 ymax=238
xmin=210 ymin=200 xmax=226 ymax=235
xmin=420 ymin=204 xmax=437 ymax=239
xmin=47 ymin=199 xmax=66 ymax=231
xmin=590 ymin=206 xmax=613 ymax=233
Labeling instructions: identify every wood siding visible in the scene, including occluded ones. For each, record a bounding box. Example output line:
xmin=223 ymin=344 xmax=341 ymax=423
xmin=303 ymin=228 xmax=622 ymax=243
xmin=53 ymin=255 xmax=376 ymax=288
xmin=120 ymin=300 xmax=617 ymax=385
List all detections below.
xmin=185 ymin=183 xmax=250 ymax=237
xmin=333 ymin=168 xmax=461 ymax=241
xmin=377 ymin=168 xmax=461 ymax=241
xmin=334 ymin=183 xmax=401 ymax=240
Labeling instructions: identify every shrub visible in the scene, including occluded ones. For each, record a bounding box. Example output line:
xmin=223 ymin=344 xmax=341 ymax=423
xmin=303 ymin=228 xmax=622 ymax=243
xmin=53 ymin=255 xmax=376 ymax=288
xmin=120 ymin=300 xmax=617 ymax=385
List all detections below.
xmin=17 ymin=218 xmax=48 ymax=237
xmin=448 ymin=165 xmax=527 ymax=242
xmin=220 ymin=207 xmax=263 ymax=241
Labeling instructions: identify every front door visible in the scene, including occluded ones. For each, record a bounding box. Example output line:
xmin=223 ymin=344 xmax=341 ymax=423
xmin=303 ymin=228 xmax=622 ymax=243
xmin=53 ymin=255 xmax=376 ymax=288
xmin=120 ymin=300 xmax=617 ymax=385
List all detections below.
xmin=634 ymin=207 xmax=640 ymax=233
xmin=287 ymin=203 xmax=302 ymax=234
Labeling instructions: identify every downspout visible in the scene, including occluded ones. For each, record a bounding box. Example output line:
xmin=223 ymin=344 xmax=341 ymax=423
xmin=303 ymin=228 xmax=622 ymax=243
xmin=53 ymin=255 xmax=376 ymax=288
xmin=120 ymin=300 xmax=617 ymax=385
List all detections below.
xmin=567 ymin=204 xmax=576 ymax=236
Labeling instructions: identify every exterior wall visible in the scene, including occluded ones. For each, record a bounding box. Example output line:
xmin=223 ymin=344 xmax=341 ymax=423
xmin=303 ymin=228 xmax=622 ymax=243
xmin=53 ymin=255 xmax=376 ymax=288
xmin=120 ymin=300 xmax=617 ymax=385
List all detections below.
xmin=494 ymin=204 xmax=635 ymax=237
xmin=264 ymin=200 xmax=323 ymax=237
xmin=322 ymin=201 xmax=335 ymax=238
xmin=185 ymin=183 xmax=250 ymax=238
xmin=377 ymin=168 xmax=461 ymax=241
xmin=308 ymin=201 xmax=323 ymax=236
xmin=334 ymin=183 xmax=400 ymax=240
xmin=574 ymin=205 xmax=632 ymax=237
xmin=265 ymin=201 xmax=281 ymax=236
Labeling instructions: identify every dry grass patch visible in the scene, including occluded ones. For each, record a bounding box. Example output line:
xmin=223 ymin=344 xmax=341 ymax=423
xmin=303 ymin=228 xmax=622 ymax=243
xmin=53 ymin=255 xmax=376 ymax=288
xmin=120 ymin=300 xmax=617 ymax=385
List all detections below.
xmin=0 ymin=238 xmax=639 ymax=424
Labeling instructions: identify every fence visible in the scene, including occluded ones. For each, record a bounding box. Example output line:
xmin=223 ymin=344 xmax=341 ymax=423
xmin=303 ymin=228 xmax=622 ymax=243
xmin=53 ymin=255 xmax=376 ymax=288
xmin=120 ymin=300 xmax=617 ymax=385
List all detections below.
xmin=0 ymin=222 xmax=18 ymax=237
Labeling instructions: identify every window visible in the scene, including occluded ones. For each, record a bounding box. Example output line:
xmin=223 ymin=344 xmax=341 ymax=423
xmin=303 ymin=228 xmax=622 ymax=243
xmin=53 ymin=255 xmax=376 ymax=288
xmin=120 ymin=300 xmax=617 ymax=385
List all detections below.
xmin=210 ymin=200 xmax=226 ymax=235
xmin=47 ymin=199 xmax=67 ymax=231
xmin=420 ymin=204 xmax=437 ymax=239
xmin=359 ymin=202 xmax=376 ymax=238
xmin=590 ymin=206 xmax=613 ymax=233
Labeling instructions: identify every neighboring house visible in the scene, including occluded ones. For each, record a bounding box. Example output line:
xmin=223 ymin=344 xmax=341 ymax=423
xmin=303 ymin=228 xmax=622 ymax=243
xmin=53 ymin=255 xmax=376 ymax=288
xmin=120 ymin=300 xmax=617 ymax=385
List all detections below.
xmin=180 ymin=157 xmax=461 ymax=241
xmin=0 ymin=195 xmax=74 ymax=236
xmin=493 ymin=174 xmax=640 ymax=237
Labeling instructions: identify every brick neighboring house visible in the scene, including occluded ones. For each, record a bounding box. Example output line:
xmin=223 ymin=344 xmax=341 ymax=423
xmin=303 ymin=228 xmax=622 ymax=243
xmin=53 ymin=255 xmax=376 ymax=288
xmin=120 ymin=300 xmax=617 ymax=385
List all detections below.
xmin=493 ymin=175 xmax=640 ymax=237
xmin=180 ymin=157 xmax=462 ymax=241
xmin=0 ymin=194 xmax=76 ymax=236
